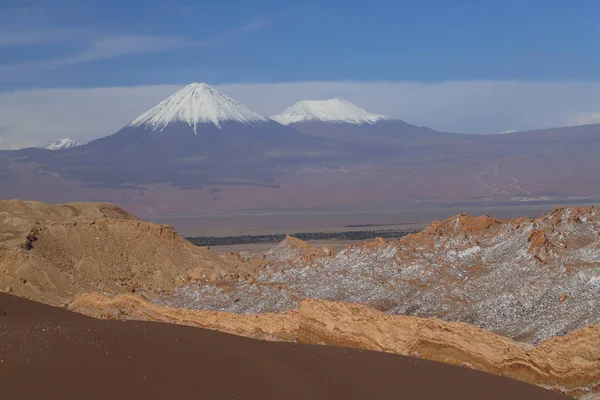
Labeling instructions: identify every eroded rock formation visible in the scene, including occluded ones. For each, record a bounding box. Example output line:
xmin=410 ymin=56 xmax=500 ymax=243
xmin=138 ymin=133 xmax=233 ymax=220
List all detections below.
xmin=159 ymin=206 xmax=600 ymax=345
xmin=0 ymin=200 xmax=254 ymax=305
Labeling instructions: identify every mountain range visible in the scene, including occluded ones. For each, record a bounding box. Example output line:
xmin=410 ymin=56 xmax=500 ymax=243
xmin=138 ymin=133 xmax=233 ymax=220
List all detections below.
xmin=1 ymin=82 xmax=599 ymax=215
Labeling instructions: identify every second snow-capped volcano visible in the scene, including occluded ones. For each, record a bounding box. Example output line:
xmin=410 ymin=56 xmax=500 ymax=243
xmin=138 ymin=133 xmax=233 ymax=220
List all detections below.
xmin=130 ymin=83 xmax=268 ymax=133
xmin=271 ymin=99 xmax=387 ymax=125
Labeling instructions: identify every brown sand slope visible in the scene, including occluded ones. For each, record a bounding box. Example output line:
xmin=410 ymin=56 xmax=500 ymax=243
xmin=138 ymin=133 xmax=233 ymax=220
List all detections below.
xmin=70 ymin=293 xmax=600 ymax=398
xmin=0 ymin=293 xmax=568 ymax=400
xmin=0 ymin=200 xmax=253 ymax=306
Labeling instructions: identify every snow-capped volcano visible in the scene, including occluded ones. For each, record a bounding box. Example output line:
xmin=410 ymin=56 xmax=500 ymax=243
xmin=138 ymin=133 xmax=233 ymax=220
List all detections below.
xmin=44 ymin=138 xmax=81 ymax=150
xmin=129 ymin=83 xmax=268 ymax=133
xmin=271 ymin=99 xmax=387 ymax=126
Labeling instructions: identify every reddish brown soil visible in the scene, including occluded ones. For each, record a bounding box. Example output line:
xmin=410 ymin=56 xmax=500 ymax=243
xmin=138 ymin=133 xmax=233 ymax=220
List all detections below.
xmin=0 ymin=293 xmax=569 ymax=400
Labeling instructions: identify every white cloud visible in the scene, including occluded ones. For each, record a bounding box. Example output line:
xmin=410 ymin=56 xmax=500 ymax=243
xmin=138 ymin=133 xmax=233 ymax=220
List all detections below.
xmin=2 ymin=80 xmax=600 ymax=149
xmin=567 ymin=112 xmax=600 ymax=126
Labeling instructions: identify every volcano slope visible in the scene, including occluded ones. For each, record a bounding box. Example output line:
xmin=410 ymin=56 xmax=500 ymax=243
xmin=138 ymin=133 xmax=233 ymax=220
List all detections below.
xmin=0 ymin=200 xmax=254 ymax=306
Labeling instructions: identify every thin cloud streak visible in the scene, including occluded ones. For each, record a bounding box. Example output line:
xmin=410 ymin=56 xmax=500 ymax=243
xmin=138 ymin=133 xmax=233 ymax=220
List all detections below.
xmin=0 ymin=18 xmax=267 ymax=82
xmin=235 ymin=17 xmax=267 ymax=34
xmin=0 ymin=35 xmax=191 ymax=78
xmin=0 ymin=29 xmax=87 ymax=47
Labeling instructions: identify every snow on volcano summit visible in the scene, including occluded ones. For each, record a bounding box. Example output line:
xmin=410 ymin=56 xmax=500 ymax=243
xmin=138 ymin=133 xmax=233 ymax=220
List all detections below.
xmin=44 ymin=138 xmax=81 ymax=150
xmin=129 ymin=83 xmax=268 ymax=133
xmin=270 ymin=99 xmax=388 ymax=126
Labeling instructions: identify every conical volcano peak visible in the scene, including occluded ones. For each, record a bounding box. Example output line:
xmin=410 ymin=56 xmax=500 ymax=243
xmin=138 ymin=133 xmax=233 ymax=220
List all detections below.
xmin=129 ymin=82 xmax=268 ymax=133
xmin=271 ymin=98 xmax=388 ymax=125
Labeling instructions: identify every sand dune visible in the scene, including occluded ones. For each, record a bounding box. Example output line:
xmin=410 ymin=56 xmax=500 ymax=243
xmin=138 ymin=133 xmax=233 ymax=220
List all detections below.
xmin=0 ymin=292 xmax=568 ymax=400
xmin=71 ymin=292 xmax=600 ymax=398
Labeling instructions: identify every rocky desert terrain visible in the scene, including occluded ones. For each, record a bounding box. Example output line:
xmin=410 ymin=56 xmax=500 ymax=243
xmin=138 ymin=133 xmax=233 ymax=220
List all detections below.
xmin=0 ymin=200 xmax=254 ymax=306
xmin=1 ymin=200 xmax=600 ymax=398
xmin=155 ymin=207 xmax=600 ymax=346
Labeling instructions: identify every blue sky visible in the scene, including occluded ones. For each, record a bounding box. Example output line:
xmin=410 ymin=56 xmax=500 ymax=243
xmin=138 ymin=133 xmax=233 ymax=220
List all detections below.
xmin=2 ymin=0 xmax=600 ymax=148
xmin=3 ymin=0 xmax=600 ymax=87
